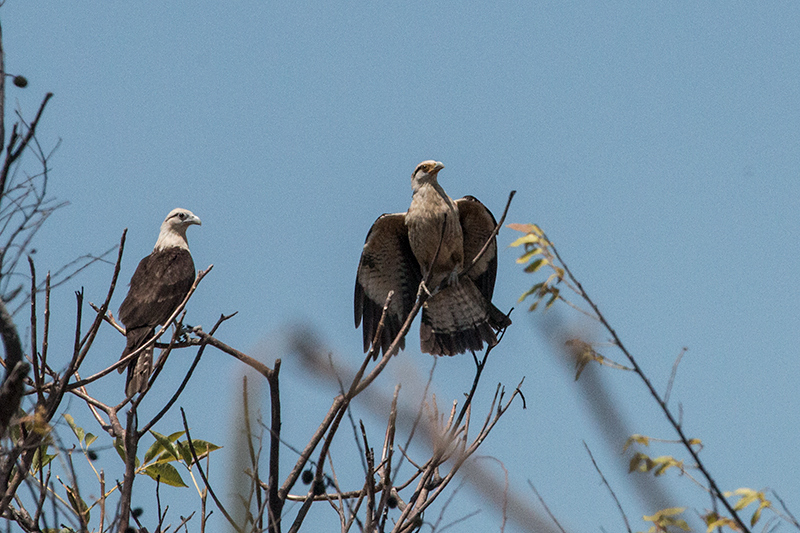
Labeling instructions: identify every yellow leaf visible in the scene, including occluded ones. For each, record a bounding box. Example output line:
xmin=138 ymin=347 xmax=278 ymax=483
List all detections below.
xmin=623 ymin=434 xmax=650 ymax=452
xmin=751 ymin=507 xmax=761 ymax=526
xmin=509 ymin=234 xmax=540 ymax=248
xmin=732 ymin=492 xmax=758 ymax=511
xmin=516 ymin=248 xmax=544 ymax=264
xmin=643 ymin=507 xmax=687 ymax=523
xmin=702 ymin=512 xmax=740 ymax=533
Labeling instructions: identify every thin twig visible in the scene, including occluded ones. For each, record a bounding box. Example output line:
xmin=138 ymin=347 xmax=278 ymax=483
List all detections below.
xmin=138 ymin=313 xmax=230 ymax=437
xmin=527 ymin=481 xmax=567 ymax=533
xmin=544 ymin=231 xmax=751 ymax=533
xmin=583 ymin=442 xmax=632 ymax=533
xmin=664 ymin=347 xmax=687 ymax=407
xmin=181 ymin=408 xmax=243 ymax=533
xmin=0 ymin=93 xmax=53 ymax=206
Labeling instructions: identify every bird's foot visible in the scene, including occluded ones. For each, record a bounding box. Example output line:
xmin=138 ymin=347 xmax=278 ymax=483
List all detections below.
xmin=448 ymin=269 xmax=459 ymax=286
xmin=177 ymin=323 xmax=195 ymax=343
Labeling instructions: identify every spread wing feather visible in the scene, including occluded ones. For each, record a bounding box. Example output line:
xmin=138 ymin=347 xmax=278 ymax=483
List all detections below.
xmin=355 ymin=213 xmax=421 ymax=357
xmin=456 ymin=196 xmax=498 ymax=300
xmin=456 ymin=196 xmax=511 ymax=330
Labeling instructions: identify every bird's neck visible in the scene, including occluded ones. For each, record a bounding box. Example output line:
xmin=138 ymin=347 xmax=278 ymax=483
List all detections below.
xmin=412 ymin=181 xmax=454 ymax=210
xmin=154 ymin=228 xmax=189 ymax=252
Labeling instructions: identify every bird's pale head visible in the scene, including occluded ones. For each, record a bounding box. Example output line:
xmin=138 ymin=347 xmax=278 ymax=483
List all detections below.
xmin=411 ymin=160 xmax=445 ymax=190
xmin=155 ymin=208 xmax=201 ymax=251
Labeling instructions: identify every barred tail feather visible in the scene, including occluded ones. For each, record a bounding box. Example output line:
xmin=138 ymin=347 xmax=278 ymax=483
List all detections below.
xmin=419 ymin=279 xmax=498 ymax=356
xmin=120 ymin=327 xmax=155 ymax=397
xmin=125 ymin=345 xmax=153 ymax=398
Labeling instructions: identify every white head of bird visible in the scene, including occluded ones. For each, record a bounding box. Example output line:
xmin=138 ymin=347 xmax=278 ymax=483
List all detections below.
xmin=154 ymin=208 xmax=202 ymax=251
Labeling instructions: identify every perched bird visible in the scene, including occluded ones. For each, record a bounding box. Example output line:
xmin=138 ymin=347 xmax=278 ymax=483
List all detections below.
xmin=355 ymin=161 xmax=511 ymax=357
xmin=118 ymin=208 xmax=201 ymax=397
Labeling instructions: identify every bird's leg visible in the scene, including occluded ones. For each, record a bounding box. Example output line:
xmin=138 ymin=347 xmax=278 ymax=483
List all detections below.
xmin=448 ymin=268 xmax=459 ymax=287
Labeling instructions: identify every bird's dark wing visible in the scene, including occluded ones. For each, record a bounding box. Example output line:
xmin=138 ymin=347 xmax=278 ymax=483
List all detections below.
xmin=456 ymin=196 xmax=498 ymax=301
xmin=119 ymin=247 xmax=196 ymax=331
xmin=355 ymin=213 xmax=422 ymax=357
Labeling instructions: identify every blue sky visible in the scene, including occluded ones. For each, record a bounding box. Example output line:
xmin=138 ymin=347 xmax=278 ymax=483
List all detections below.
xmin=3 ymin=2 xmax=800 ymax=531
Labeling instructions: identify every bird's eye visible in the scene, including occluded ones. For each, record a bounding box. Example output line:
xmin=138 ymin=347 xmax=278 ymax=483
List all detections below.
xmin=179 ymin=213 xmax=186 ymax=219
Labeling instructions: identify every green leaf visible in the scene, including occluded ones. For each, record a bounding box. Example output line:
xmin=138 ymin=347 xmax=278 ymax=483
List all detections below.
xmin=144 ymin=438 xmax=165 ymax=464
xmin=63 ymin=414 xmax=85 ymax=445
xmin=155 ymin=449 xmax=183 ymax=465
xmin=176 ymin=439 xmax=223 ymax=466
xmin=114 ymin=438 xmax=126 ymax=462
xmin=544 ymin=288 xmax=560 ymax=309
xmin=31 ymin=445 xmax=56 ymax=474
xmin=84 ymin=433 xmax=97 ymax=448
xmin=64 ymin=483 xmax=90 ymax=523
xmin=524 ymin=258 xmax=547 ymax=273
xmin=190 ymin=439 xmax=222 ymax=459
xmin=150 ymin=431 xmax=180 ymax=462
xmin=518 ymin=282 xmax=544 ymax=303
xmin=143 ymin=463 xmax=188 ymax=487
xmin=115 ymin=438 xmax=140 ymax=469
xmin=166 ymin=430 xmax=186 ymax=442
xmin=177 ymin=441 xmax=194 ymax=465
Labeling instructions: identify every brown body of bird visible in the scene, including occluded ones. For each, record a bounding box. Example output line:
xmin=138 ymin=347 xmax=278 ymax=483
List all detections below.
xmin=118 ymin=208 xmax=201 ymax=397
xmin=355 ymin=161 xmax=510 ymax=357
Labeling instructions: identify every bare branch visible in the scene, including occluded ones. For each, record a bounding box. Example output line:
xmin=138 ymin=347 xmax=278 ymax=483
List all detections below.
xmin=542 ymin=231 xmax=752 ymax=533
xmin=181 ymin=408 xmax=243 ymax=533
xmin=0 ymin=93 xmax=53 ymax=207
xmin=583 ymin=442 xmax=631 ymax=533
xmin=0 ymin=296 xmax=26 ymax=435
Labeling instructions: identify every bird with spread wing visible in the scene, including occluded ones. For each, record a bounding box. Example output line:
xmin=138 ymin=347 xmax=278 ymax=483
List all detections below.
xmin=355 ymin=161 xmax=511 ymax=357
xmin=118 ymin=208 xmax=201 ymax=397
